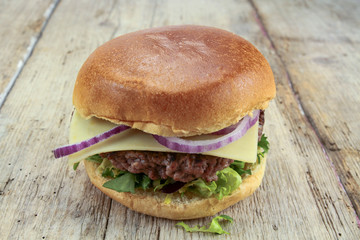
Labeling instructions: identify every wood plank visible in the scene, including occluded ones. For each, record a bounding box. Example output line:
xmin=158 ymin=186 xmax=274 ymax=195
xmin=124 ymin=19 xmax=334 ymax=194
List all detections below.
xmin=0 ymin=0 xmax=58 ymax=106
xmin=0 ymin=0 xmax=118 ymax=238
xmin=0 ymin=0 xmax=359 ymax=239
xmin=251 ymin=0 xmax=360 ymax=218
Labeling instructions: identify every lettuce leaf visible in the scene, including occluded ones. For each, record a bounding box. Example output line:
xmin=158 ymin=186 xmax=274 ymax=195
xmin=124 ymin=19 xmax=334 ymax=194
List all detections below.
xmin=230 ymin=160 xmax=245 ymax=169
xmin=153 ymin=178 xmax=175 ymax=191
xmin=102 ymin=172 xmax=136 ymax=193
xmin=230 ymin=160 xmax=252 ymax=176
xmin=102 ymin=167 xmax=115 ymax=178
xmin=257 ymin=134 xmax=269 ymax=163
xmin=86 ymin=154 xmax=103 ymax=163
xmin=176 ymin=215 xmax=234 ymax=234
xmin=258 ymin=134 xmax=269 ymax=153
xmin=180 ymin=178 xmax=217 ymax=198
xmin=137 ymin=174 xmax=151 ymax=190
xmin=236 ymin=168 xmax=252 ymax=175
xmin=96 ymin=158 xmax=126 ymax=178
xmin=102 ymin=172 xmax=152 ymax=193
xmin=73 ymin=162 xmax=80 ymax=170
xmin=96 ymin=158 xmax=112 ymax=174
xmin=180 ymin=167 xmax=242 ymax=200
xmin=215 ymin=167 xmax=242 ymax=200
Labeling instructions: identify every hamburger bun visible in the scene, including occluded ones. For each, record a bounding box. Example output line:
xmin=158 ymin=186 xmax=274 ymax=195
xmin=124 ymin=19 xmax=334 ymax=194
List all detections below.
xmin=84 ymin=156 xmax=266 ymax=220
xmin=73 ymin=25 xmax=275 ymax=137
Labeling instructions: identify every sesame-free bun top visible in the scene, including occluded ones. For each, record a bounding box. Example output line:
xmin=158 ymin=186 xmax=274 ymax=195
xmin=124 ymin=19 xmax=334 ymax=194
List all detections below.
xmin=73 ymin=25 xmax=276 ymax=137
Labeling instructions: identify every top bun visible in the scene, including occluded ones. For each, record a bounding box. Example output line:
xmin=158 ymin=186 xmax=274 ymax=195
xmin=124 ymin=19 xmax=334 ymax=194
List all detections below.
xmin=73 ymin=25 xmax=275 ymax=137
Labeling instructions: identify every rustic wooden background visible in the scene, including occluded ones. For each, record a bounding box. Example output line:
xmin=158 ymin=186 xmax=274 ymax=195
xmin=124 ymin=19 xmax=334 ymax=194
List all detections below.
xmin=0 ymin=0 xmax=359 ymax=239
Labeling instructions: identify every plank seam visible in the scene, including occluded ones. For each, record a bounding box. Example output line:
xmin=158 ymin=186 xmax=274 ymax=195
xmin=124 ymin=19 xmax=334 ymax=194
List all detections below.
xmin=102 ymin=199 xmax=112 ymax=240
xmin=156 ymin=226 xmax=160 ymax=240
xmin=247 ymin=0 xmax=360 ymax=224
xmin=0 ymin=0 xmax=61 ymax=109
xmin=306 ymin=166 xmax=339 ymax=238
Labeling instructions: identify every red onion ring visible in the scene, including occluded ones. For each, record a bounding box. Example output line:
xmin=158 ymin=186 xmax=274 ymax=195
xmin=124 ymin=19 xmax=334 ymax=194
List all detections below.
xmin=153 ymin=110 xmax=260 ymax=153
xmin=53 ymin=125 xmax=130 ymax=158
xmin=211 ymin=119 xmax=243 ymax=135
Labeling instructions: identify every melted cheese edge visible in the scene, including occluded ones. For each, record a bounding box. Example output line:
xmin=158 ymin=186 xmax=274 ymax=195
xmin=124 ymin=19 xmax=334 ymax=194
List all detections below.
xmin=68 ymin=111 xmax=258 ymax=166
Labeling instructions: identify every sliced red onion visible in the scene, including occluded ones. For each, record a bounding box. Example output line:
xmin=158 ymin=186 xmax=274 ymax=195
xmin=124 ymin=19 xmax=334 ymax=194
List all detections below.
xmin=53 ymin=125 xmax=130 ymax=158
xmin=211 ymin=119 xmax=243 ymax=135
xmin=153 ymin=110 xmax=260 ymax=153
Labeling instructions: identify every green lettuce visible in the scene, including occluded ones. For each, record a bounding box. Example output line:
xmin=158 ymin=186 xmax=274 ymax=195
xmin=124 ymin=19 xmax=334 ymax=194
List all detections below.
xmin=230 ymin=160 xmax=252 ymax=176
xmin=102 ymin=172 xmax=152 ymax=193
xmin=96 ymin=158 xmax=126 ymax=178
xmin=179 ymin=178 xmax=217 ymax=198
xmin=180 ymin=167 xmax=242 ymax=200
xmin=176 ymin=215 xmax=234 ymax=234
xmin=257 ymin=134 xmax=269 ymax=163
xmin=138 ymin=174 xmax=151 ymax=190
xmin=73 ymin=162 xmax=80 ymax=170
xmin=215 ymin=167 xmax=242 ymax=200
xmin=153 ymin=178 xmax=175 ymax=191
xmin=86 ymin=154 xmax=103 ymax=163
xmin=103 ymin=172 xmax=136 ymax=193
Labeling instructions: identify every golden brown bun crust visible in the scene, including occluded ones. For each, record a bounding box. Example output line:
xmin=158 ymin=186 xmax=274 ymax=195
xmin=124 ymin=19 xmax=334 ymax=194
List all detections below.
xmin=84 ymin=157 xmax=266 ymax=220
xmin=74 ymin=25 xmax=276 ymax=136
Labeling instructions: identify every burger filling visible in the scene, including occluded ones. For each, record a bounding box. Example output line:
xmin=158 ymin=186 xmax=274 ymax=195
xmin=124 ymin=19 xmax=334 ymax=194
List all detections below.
xmin=86 ymin=111 xmax=268 ymax=200
xmin=99 ymin=111 xmax=265 ymax=183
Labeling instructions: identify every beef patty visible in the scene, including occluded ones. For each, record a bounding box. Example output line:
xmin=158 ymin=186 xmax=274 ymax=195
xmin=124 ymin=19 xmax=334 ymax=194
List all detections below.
xmin=100 ymin=110 xmax=265 ymax=183
xmin=101 ymin=151 xmax=233 ymax=182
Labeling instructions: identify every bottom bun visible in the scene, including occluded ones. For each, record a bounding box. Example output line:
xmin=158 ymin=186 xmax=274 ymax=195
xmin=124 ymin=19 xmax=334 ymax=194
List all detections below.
xmin=84 ymin=156 xmax=266 ymax=220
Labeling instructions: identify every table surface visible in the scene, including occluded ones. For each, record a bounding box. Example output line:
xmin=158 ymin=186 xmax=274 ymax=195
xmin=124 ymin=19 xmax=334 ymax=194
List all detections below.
xmin=0 ymin=0 xmax=359 ymax=239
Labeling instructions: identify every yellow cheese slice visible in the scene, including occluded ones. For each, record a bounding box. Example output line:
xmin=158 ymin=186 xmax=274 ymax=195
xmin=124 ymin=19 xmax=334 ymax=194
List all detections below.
xmin=68 ymin=111 xmax=259 ymax=166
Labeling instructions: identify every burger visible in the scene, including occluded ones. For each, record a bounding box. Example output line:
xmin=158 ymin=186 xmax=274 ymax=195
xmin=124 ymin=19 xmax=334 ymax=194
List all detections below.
xmin=54 ymin=25 xmax=276 ymax=220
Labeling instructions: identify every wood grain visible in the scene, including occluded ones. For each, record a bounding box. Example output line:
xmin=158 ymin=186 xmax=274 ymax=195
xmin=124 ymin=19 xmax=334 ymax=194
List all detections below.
xmin=0 ymin=0 xmax=59 ymax=107
xmin=0 ymin=0 xmax=359 ymax=239
xmin=251 ymin=0 xmax=360 ymax=218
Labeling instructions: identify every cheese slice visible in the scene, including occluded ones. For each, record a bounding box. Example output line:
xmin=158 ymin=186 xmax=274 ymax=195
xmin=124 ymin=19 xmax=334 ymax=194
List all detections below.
xmin=68 ymin=111 xmax=259 ymax=166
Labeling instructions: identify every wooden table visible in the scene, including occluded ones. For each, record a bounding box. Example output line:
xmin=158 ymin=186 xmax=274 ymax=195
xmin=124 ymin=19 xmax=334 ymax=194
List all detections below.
xmin=1 ymin=0 xmax=359 ymax=239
